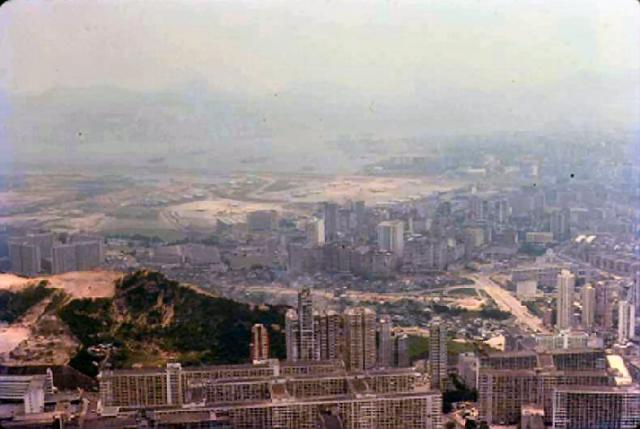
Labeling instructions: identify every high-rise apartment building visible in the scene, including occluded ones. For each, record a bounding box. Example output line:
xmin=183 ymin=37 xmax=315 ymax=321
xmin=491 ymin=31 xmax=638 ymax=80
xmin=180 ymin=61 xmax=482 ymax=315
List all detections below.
xmin=618 ymin=300 xmax=635 ymax=344
xmin=24 ymin=232 xmax=54 ymax=259
xmin=314 ymin=310 xmax=342 ymax=361
xmin=556 ymin=270 xmax=575 ymax=331
xmin=323 ymin=202 xmax=339 ymax=243
xmin=305 ymin=217 xmax=325 ymax=246
xmin=98 ymin=360 xmax=344 ymax=408
xmin=285 ymin=309 xmax=300 ymax=362
xmin=429 ymin=324 xmax=447 ymax=391
xmin=550 ymin=209 xmax=571 ymax=242
xmin=70 ymin=235 xmax=104 ymax=271
xmin=469 ymin=196 xmax=486 ymax=221
xmin=286 ymin=285 xmax=333 ymax=362
xmin=8 ymin=241 xmax=41 ymax=276
xmin=251 ymin=324 xmax=270 ymax=362
xmin=552 ymin=386 xmax=640 ymax=429
xmin=494 ymin=198 xmax=510 ymax=224
xmin=582 ymin=284 xmax=596 ymax=331
xmin=52 ymin=243 xmax=77 ymax=274
xmin=377 ymin=220 xmax=405 ymax=257
xmin=74 ymin=240 xmax=103 ymax=271
xmin=297 ymin=285 xmax=316 ymax=360
xmin=479 ymin=349 xmax=615 ymax=425
xmin=52 ymin=238 xmax=104 ymax=274
xmin=343 ymin=307 xmax=377 ymax=371
xmin=595 ymin=281 xmax=615 ymax=329
xmin=377 ymin=315 xmax=393 ymax=367
xmin=9 ymin=232 xmax=103 ymax=276
xmin=98 ymin=363 xmax=441 ymax=429
xmin=394 ymin=333 xmax=410 ymax=368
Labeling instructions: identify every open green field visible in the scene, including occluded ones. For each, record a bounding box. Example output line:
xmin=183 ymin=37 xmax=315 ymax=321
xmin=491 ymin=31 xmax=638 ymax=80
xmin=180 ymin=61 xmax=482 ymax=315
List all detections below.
xmin=408 ymin=335 xmax=478 ymax=361
xmin=447 ymin=288 xmax=479 ymax=297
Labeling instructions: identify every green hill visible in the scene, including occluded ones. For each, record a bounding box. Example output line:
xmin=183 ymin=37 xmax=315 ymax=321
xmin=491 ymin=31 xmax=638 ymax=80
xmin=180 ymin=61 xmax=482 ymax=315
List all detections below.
xmin=58 ymin=270 xmax=286 ymax=376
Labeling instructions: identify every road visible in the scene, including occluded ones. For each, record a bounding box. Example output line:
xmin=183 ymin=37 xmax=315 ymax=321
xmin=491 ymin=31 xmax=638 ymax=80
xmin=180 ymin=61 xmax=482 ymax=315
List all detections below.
xmin=471 ymin=274 xmax=549 ymax=334
xmin=236 ymin=284 xmax=482 ymax=306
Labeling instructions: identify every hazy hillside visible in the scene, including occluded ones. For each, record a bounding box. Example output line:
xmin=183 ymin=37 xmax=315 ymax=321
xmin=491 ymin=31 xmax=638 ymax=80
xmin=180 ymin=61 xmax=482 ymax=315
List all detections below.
xmin=5 ymin=72 xmax=637 ymax=175
xmin=58 ymin=270 xmax=286 ymax=376
xmin=5 ymin=87 xmax=273 ymax=168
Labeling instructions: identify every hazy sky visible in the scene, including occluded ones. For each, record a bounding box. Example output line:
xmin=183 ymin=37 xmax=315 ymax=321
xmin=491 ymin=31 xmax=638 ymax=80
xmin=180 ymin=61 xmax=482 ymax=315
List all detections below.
xmin=1 ymin=0 xmax=638 ymax=97
xmin=0 ymin=0 xmax=638 ymax=170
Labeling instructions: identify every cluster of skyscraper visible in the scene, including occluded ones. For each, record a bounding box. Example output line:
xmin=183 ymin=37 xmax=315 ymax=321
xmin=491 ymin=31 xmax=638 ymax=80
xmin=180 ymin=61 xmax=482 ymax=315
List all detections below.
xmin=284 ymin=285 xmax=410 ymax=372
xmin=287 ymin=193 xmax=535 ymax=278
xmin=8 ymin=231 xmax=104 ymax=276
xmin=282 ymin=283 xmax=449 ymax=392
xmin=556 ymin=268 xmax=640 ymax=346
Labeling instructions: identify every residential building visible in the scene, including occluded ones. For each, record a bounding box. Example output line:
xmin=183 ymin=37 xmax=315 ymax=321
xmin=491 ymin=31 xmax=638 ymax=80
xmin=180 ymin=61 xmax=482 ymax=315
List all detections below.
xmin=73 ymin=239 xmax=104 ymax=271
xmin=377 ymin=315 xmax=393 ymax=367
xmin=305 ymin=217 xmax=325 ymax=246
xmin=595 ymin=281 xmax=615 ymax=329
xmin=582 ymin=284 xmax=596 ymax=331
xmin=377 ymin=220 xmax=405 ymax=257
xmin=343 ymin=307 xmax=377 ymax=371
xmin=314 ymin=310 xmax=342 ymax=361
xmin=323 ymin=202 xmax=339 ymax=243
xmin=429 ymin=324 xmax=447 ymax=391
xmin=478 ymin=349 xmax=614 ymax=425
xmin=550 ymin=209 xmax=571 ymax=242
xmin=98 ymin=360 xmax=344 ymax=408
xmin=618 ymin=300 xmax=635 ymax=345
xmin=552 ymin=386 xmax=640 ymax=429
xmin=98 ymin=363 xmax=441 ymax=429
xmin=298 ymin=285 xmax=316 ymax=361
xmin=395 ymin=333 xmax=410 ymax=368
xmin=556 ymin=270 xmax=576 ymax=331
xmin=285 ymin=309 xmax=300 ymax=362
xmin=8 ymin=241 xmax=41 ymax=276
xmin=251 ymin=324 xmax=270 ymax=363
xmin=52 ymin=243 xmax=77 ymax=274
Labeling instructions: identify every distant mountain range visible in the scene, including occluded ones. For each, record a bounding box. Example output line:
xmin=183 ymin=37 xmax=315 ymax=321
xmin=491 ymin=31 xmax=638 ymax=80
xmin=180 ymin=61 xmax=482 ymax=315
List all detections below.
xmin=3 ymin=71 xmax=637 ymax=173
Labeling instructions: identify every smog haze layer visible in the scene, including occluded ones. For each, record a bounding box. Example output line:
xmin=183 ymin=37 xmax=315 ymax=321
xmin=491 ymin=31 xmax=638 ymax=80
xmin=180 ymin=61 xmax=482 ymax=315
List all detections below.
xmin=0 ymin=0 xmax=639 ymax=175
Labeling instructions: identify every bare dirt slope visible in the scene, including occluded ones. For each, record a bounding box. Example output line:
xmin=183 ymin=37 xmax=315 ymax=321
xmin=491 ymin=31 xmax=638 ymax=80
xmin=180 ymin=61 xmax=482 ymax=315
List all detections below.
xmin=0 ymin=271 xmax=122 ymax=299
